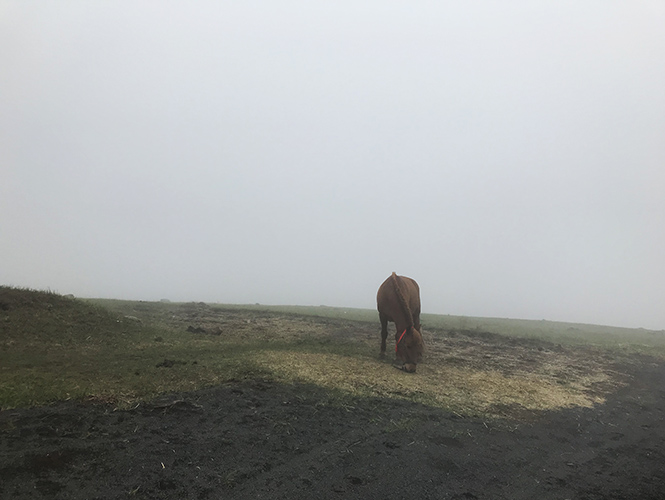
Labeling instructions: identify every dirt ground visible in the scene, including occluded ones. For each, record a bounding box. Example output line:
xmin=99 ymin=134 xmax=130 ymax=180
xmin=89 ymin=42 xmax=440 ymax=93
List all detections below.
xmin=2 ymin=311 xmax=665 ymax=499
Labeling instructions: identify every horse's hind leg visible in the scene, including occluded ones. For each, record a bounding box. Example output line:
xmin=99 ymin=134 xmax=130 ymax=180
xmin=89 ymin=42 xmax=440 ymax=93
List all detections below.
xmin=379 ymin=312 xmax=389 ymax=358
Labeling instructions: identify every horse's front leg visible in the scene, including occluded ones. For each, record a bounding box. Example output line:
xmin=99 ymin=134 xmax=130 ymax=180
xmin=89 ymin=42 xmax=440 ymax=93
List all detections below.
xmin=379 ymin=312 xmax=389 ymax=358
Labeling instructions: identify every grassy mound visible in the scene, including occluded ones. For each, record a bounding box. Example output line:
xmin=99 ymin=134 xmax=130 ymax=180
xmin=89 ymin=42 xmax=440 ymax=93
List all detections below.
xmin=0 ymin=287 xmax=143 ymax=345
xmin=0 ymin=287 xmax=159 ymax=408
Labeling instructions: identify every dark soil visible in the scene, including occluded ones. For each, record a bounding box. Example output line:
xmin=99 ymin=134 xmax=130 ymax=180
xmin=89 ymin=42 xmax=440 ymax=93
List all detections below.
xmin=1 ymin=356 xmax=665 ymax=499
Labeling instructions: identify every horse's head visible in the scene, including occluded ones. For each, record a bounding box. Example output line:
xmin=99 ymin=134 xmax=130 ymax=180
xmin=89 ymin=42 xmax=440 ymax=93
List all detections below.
xmin=396 ymin=326 xmax=424 ymax=373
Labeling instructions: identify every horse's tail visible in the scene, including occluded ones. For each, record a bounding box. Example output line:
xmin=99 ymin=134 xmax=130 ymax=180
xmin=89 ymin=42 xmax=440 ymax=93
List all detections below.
xmin=390 ymin=272 xmax=414 ymax=329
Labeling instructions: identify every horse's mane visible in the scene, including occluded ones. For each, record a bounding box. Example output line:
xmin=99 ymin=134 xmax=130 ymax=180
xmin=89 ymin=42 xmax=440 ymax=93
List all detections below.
xmin=390 ymin=272 xmax=414 ymax=329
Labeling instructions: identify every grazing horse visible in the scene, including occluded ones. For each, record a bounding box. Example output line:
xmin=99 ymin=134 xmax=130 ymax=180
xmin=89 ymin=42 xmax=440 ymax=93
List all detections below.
xmin=376 ymin=272 xmax=424 ymax=373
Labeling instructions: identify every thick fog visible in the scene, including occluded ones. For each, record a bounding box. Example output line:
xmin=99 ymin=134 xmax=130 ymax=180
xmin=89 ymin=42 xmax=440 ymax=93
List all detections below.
xmin=2 ymin=2 xmax=664 ymax=329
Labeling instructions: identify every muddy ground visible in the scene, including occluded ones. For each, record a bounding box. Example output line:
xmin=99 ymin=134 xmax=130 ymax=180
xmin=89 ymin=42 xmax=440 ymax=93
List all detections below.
xmin=2 ymin=310 xmax=665 ymax=499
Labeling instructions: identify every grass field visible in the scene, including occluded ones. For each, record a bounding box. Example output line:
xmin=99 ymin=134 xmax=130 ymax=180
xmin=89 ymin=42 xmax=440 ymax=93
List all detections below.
xmin=161 ymin=301 xmax=665 ymax=350
xmin=2 ymin=286 xmax=664 ymax=416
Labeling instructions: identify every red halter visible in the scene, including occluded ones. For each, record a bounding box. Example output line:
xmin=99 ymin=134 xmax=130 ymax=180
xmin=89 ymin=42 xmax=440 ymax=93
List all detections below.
xmin=395 ymin=329 xmax=407 ymax=352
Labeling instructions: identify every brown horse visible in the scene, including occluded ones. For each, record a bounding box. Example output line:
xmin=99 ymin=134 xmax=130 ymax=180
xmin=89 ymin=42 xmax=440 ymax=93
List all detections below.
xmin=376 ymin=272 xmax=424 ymax=373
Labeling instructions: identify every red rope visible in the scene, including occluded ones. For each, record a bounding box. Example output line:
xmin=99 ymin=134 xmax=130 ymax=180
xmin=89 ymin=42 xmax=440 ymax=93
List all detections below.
xmin=395 ymin=329 xmax=407 ymax=352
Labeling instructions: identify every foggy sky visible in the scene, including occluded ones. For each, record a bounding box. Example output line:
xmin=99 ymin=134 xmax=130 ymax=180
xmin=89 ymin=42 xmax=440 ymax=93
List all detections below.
xmin=2 ymin=1 xmax=664 ymax=329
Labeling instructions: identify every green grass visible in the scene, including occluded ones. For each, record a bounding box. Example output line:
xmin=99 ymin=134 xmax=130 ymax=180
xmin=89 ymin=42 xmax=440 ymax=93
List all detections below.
xmin=0 ymin=289 xmax=372 ymax=408
xmin=2 ymin=287 xmax=664 ymax=415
